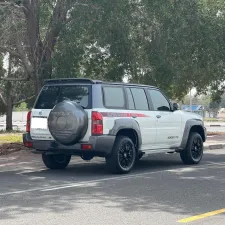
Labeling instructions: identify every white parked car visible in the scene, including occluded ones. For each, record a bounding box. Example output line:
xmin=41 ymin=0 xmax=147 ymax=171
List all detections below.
xmin=23 ymin=78 xmax=206 ymax=174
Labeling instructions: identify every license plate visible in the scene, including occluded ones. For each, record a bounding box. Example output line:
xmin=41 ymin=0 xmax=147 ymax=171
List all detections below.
xmin=31 ymin=118 xmax=48 ymax=129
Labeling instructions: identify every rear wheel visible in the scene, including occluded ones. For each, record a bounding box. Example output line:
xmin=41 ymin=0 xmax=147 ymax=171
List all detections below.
xmin=106 ymin=136 xmax=136 ymax=174
xmin=42 ymin=153 xmax=71 ymax=169
xmin=180 ymin=132 xmax=203 ymax=165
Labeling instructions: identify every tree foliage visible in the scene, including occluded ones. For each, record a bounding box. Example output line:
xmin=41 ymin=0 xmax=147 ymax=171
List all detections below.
xmin=52 ymin=0 xmax=225 ymax=100
xmin=0 ymin=0 xmax=225 ymax=103
xmin=0 ymin=0 xmax=83 ymax=95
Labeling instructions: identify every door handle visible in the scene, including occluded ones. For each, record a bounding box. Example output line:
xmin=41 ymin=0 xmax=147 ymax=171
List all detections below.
xmin=156 ymin=115 xmax=161 ymax=119
xmin=132 ymin=115 xmax=137 ymax=119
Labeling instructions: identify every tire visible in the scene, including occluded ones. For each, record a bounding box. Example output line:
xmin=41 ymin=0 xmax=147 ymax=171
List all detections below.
xmin=180 ymin=132 xmax=203 ymax=165
xmin=48 ymin=100 xmax=88 ymax=146
xmin=105 ymin=136 xmax=136 ymax=174
xmin=42 ymin=154 xmax=71 ymax=169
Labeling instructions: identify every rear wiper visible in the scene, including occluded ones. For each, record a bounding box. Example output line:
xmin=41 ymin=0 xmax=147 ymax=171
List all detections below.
xmin=73 ymin=101 xmax=86 ymax=109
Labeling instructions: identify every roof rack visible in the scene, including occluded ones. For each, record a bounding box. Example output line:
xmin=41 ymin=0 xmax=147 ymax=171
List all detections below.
xmin=43 ymin=78 xmax=155 ymax=88
xmin=44 ymin=78 xmax=98 ymax=84
xmin=100 ymin=81 xmax=155 ymax=88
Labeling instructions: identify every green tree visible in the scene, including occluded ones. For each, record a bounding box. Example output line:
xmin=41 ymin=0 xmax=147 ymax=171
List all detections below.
xmin=0 ymin=0 xmax=85 ymax=96
xmin=2 ymin=0 xmax=225 ymax=103
xmin=53 ymin=0 xmax=225 ymax=100
xmin=0 ymin=54 xmax=34 ymax=130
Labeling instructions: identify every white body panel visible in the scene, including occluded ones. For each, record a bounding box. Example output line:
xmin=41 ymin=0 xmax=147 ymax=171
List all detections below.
xmin=154 ymin=110 xmax=203 ymax=149
xmin=93 ymin=108 xmax=157 ymax=150
xmin=155 ymin=110 xmax=182 ymax=148
xmin=30 ymin=104 xmax=203 ymax=152
xmin=98 ymin=108 xmax=203 ymax=151
xmin=30 ymin=107 xmax=203 ymax=151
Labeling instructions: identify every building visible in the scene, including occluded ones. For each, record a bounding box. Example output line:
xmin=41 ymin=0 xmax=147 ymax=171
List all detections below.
xmin=218 ymin=108 xmax=225 ymax=119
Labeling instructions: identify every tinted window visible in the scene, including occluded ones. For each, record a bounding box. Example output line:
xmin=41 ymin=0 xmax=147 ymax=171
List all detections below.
xmin=103 ymin=86 xmax=125 ymax=108
xmin=148 ymin=89 xmax=170 ymax=111
xmin=130 ymin=88 xmax=149 ymax=110
xmin=35 ymin=85 xmax=90 ymax=109
xmin=126 ymin=88 xmax=135 ymax=110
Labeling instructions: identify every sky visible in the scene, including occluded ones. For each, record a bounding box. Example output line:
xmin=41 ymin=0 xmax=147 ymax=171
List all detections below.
xmin=3 ymin=53 xmax=9 ymax=71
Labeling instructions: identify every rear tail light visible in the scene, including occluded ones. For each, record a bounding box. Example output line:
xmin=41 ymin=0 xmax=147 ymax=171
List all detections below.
xmin=81 ymin=144 xmax=93 ymax=150
xmin=24 ymin=141 xmax=33 ymax=148
xmin=26 ymin=111 xmax=31 ymax=133
xmin=92 ymin=111 xmax=103 ymax=135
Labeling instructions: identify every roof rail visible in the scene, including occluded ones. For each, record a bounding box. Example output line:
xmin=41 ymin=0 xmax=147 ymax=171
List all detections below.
xmin=43 ymin=78 xmax=155 ymax=88
xmin=44 ymin=78 xmax=98 ymax=84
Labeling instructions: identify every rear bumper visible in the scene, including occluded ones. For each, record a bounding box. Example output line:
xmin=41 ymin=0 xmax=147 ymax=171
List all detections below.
xmin=23 ymin=133 xmax=115 ymax=156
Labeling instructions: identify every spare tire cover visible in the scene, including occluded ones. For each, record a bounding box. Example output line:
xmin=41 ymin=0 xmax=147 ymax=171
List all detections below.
xmin=48 ymin=100 xmax=88 ymax=145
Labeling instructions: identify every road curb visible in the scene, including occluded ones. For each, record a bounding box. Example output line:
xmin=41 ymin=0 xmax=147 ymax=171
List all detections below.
xmin=209 ymin=125 xmax=225 ymax=127
xmin=205 ymin=124 xmax=225 ymax=127
xmin=204 ymin=144 xmax=225 ymax=150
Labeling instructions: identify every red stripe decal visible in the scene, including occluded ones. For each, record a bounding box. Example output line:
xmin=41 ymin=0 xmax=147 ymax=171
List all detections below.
xmin=100 ymin=112 xmax=148 ymax=118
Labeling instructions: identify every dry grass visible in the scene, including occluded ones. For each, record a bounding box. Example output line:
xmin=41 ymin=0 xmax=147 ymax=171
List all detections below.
xmin=0 ymin=133 xmax=24 ymax=156
xmin=0 ymin=133 xmax=23 ymax=144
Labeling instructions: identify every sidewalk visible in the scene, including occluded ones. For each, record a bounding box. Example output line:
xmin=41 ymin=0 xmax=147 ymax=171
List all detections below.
xmin=205 ymin=122 xmax=225 ymax=127
xmin=205 ymin=134 xmax=225 ymax=150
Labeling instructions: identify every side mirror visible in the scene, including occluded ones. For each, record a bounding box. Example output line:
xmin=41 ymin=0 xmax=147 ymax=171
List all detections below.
xmin=173 ymin=103 xmax=179 ymax=111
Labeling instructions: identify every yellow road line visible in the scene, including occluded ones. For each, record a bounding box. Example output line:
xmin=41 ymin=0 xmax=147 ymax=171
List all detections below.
xmin=178 ymin=208 xmax=225 ymax=223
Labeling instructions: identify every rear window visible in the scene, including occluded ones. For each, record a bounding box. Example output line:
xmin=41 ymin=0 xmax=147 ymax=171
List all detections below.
xmin=35 ymin=85 xmax=91 ymax=109
xmin=103 ymin=86 xmax=125 ymax=108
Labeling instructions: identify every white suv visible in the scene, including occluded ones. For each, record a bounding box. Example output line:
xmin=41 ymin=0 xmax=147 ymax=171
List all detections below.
xmin=23 ymin=78 xmax=206 ymax=174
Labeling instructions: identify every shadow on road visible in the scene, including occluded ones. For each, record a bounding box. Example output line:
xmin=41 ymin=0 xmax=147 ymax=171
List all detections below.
xmin=0 ymin=151 xmax=225 ymax=220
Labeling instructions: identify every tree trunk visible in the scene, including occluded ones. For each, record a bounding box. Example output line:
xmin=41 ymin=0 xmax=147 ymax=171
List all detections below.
xmin=5 ymin=81 xmax=13 ymax=131
xmin=34 ymin=72 xmax=41 ymax=97
xmin=5 ymin=55 xmax=13 ymax=131
xmin=6 ymin=98 xmax=13 ymax=131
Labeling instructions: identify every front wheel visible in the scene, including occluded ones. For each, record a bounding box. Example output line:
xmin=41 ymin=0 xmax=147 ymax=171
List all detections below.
xmin=180 ymin=132 xmax=203 ymax=165
xmin=106 ymin=136 xmax=136 ymax=174
xmin=42 ymin=153 xmax=71 ymax=169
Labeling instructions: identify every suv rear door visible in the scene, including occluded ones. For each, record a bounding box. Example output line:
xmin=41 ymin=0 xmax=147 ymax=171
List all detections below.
xmin=125 ymin=87 xmax=157 ymax=150
xmin=30 ymin=84 xmax=92 ymax=142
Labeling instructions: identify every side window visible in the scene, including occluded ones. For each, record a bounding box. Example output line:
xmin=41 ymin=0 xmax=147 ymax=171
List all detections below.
xmin=130 ymin=88 xmax=149 ymax=110
xmin=148 ymin=89 xmax=171 ymax=111
xmin=103 ymin=86 xmax=125 ymax=108
xmin=126 ymin=88 xmax=135 ymax=110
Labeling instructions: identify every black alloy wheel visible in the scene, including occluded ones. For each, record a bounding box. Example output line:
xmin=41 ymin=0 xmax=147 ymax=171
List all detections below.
xmin=118 ymin=139 xmax=135 ymax=170
xmin=106 ymin=136 xmax=136 ymax=174
xmin=191 ymin=137 xmax=203 ymax=161
xmin=180 ymin=132 xmax=203 ymax=165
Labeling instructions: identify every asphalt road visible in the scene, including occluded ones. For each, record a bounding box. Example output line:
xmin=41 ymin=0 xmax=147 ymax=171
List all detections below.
xmin=0 ymin=150 xmax=225 ymax=225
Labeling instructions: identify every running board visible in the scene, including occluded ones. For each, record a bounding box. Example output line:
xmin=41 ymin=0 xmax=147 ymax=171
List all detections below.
xmin=142 ymin=149 xmax=177 ymax=155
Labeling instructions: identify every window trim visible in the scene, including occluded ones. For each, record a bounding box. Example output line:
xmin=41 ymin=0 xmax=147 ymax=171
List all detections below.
xmin=125 ymin=87 xmax=135 ymax=110
xmin=125 ymin=87 xmax=150 ymax=111
xmin=102 ymin=85 xmax=126 ymax=109
xmin=144 ymin=88 xmax=154 ymax=111
xmin=147 ymin=88 xmax=172 ymax=112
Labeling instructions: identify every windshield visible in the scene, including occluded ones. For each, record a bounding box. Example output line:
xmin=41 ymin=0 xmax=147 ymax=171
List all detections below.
xmin=35 ymin=85 xmax=91 ymax=109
